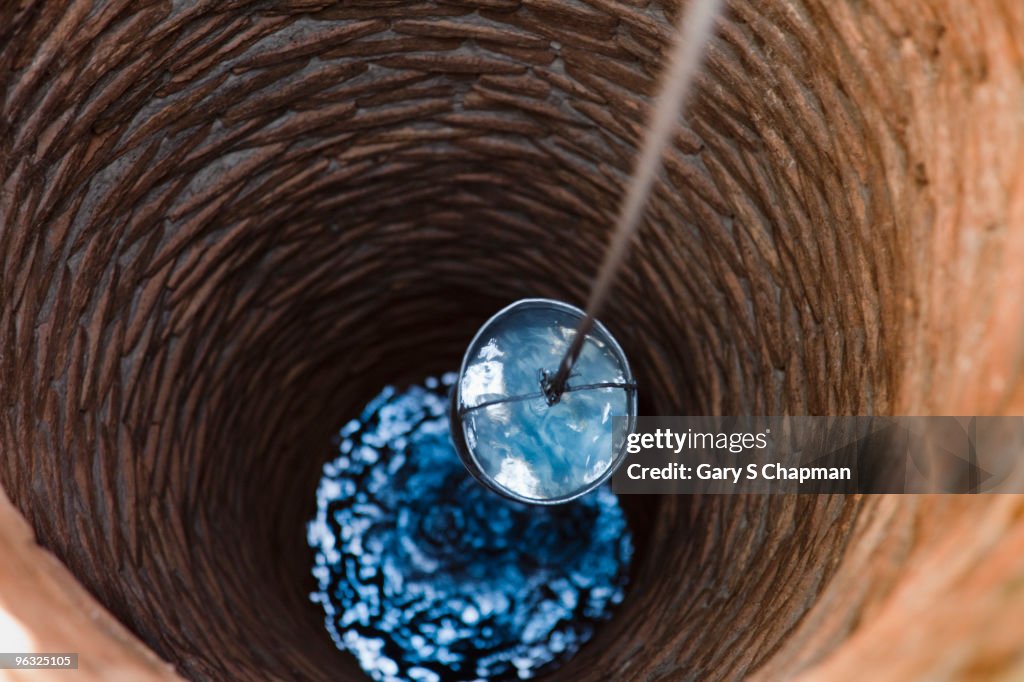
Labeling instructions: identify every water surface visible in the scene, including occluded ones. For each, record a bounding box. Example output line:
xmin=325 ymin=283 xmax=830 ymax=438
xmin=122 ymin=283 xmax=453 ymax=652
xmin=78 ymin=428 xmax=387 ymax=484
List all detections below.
xmin=308 ymin=374 xmax=633 ymax=681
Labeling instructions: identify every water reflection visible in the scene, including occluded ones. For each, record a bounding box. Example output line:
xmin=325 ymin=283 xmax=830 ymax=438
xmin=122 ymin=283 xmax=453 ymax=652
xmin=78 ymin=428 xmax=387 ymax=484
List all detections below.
xmin=308 ymin=374 xmax=633 ymax=681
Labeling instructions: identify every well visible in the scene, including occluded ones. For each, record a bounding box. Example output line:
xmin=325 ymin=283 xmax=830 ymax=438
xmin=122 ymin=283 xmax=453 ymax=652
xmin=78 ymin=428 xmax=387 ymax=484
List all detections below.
xmin=2 ymin=1 xmax=1024 ymax=680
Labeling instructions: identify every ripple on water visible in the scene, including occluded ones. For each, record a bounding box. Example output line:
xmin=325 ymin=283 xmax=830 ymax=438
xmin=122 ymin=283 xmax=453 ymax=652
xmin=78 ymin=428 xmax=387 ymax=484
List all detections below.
xmin=308 ymin=373 xmax=633 ymax=681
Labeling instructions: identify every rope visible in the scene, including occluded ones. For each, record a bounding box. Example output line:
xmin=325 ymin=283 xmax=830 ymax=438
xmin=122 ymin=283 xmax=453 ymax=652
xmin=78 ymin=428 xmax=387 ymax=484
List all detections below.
xmin=543 ymin=0 xmax=724 ymax=403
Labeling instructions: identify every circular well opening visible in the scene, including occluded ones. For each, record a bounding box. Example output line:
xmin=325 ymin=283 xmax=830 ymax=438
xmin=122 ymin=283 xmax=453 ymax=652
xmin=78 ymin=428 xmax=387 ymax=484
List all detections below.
xmin=1 ymin=1 xmax=920 ymax=679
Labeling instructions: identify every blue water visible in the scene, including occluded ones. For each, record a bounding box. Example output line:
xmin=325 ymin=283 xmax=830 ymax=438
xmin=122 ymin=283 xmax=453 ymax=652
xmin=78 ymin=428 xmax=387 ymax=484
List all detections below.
xmin=457 ymin=301 xmax=635 ymax=502
xmin=308 ymin=374 xmax=633 ymax=681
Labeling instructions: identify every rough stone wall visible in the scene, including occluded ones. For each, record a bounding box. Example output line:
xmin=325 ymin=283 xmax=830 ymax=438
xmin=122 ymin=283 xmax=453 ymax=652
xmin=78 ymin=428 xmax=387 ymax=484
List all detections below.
xmin=1 ymin=1 xmax=1022 ymax=680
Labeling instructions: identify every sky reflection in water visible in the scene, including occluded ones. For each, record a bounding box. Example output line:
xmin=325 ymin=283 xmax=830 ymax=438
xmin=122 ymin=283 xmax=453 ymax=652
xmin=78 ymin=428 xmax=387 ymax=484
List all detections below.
xmin=308 ymin=374 xmax=633 ymax=681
